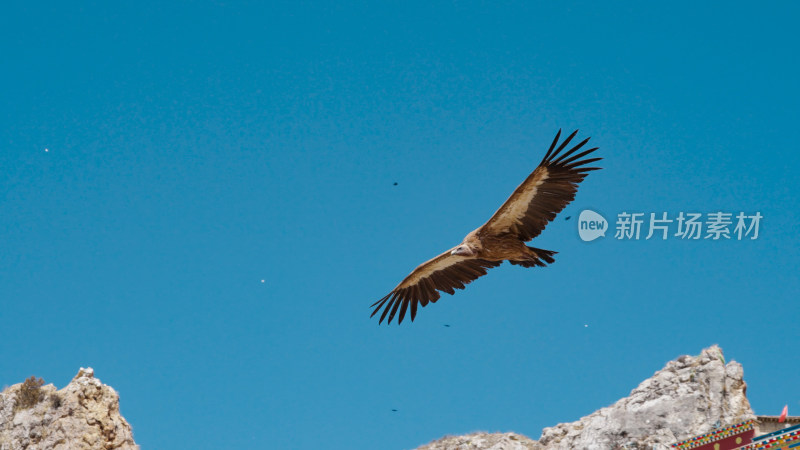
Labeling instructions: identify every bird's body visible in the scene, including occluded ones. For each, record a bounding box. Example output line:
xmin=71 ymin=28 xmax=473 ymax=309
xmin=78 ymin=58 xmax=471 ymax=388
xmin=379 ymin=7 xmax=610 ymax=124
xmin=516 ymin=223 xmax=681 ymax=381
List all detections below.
xmin=454 ymin=228 xmax=554 ymax=266
xmin=371 ymin=130 xmax=601 ymax=324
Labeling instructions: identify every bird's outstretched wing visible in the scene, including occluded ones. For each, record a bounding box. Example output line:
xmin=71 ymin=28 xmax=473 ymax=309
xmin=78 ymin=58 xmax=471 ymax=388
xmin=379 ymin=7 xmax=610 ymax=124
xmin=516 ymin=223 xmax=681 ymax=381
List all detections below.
xmin=371 ymin=249 xmax=501 ymax=325
xmin=480 ymin=130 xmax=601 ymax=241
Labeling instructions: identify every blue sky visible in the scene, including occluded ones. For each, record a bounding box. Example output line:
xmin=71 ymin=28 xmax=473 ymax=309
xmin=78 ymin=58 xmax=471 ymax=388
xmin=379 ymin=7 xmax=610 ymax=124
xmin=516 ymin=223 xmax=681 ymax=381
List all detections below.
xmin=1 ymin=1 xmax=798 ymax=449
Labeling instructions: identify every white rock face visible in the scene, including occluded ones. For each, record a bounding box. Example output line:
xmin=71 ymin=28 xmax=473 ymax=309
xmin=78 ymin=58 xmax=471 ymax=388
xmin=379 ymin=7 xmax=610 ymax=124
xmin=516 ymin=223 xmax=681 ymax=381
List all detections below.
xmin=416 ymin=345 xmax=755 ymax=450
xmin=417 ymin=432 xmax=538 ymax=450
xmin=0 ymin=368 xmax=138 ymax=450
xmin=538 ymin=345 xmax=754 ymax=449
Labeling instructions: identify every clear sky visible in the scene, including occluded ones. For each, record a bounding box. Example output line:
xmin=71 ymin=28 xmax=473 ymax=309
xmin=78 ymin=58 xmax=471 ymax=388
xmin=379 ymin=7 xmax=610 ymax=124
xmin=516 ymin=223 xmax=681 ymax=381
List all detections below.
xmin=2 ymin=1 xmax=798 ymax=449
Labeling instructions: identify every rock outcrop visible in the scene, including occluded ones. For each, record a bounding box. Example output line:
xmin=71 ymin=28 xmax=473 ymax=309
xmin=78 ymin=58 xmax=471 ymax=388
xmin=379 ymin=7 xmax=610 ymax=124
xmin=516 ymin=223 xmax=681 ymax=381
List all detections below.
xmin=416 ymin=345 xmax=755 ymax=450
xmin=537 ymin=345 xmax=754 ymax=449
xmin=0 ymin=368 xmax=138 ymax=450
xmin=418 ymin=432 xmax=538 ymax=450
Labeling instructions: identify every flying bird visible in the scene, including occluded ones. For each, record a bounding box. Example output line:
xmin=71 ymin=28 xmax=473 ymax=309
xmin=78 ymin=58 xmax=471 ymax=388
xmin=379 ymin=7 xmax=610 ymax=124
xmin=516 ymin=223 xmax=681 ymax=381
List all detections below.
xmin=371 ymin=130 xmax=601 ymax=325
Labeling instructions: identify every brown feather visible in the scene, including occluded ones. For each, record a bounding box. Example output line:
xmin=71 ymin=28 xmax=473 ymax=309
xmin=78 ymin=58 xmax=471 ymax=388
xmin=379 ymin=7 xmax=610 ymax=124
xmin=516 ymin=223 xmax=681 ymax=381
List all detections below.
xmin=372 ymin=248 xmax=504 ymax=324
xmin=480 ymin=130 xmax=601 ymax=241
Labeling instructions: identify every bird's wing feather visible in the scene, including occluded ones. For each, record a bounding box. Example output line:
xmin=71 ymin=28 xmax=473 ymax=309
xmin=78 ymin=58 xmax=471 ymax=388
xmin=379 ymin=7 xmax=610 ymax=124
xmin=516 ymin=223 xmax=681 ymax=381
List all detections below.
xmin=371 ymin=248 xmax=501 ymax=325
xmin=480 ymin=129 xmax=601 ymax=241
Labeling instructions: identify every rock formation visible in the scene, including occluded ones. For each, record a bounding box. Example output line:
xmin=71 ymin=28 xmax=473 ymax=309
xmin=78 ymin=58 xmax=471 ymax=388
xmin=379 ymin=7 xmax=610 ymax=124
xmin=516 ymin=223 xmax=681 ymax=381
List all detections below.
xmin=417 ymin=345 xmax=755 ymax=450
xmin=418 ymin=432 xmax=538 ymax=450
xmin=0 ymin=367 xmax=138 ymax=450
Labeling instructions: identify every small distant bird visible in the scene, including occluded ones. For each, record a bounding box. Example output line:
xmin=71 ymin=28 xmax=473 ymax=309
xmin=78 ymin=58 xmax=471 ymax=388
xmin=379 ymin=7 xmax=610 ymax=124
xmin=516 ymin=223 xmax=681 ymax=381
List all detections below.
xmin=393 ymin=182 xmax=398 ymax=186
xmin=565 ymin=216 xmax=571 ymax=221
xmin=371 ymin=130 xmax=601 ymax=324
xmin=391 ymin=409 xmax=398 ymax=412
xmin=443 ymin=324 xmax=450 ymax=328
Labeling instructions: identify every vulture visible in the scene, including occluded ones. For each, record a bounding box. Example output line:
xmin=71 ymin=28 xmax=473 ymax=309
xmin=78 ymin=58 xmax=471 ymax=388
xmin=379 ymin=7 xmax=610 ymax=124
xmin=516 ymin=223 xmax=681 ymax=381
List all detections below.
xmin=371 ymin=129 xmax=601 ymax=325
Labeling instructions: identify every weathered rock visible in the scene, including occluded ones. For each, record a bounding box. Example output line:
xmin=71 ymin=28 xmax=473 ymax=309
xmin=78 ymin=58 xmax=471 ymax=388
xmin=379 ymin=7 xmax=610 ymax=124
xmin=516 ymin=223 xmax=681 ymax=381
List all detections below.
xmin=416 ymin=345 xmax=754 ymax=450
xmin=0 ymin=368 xmax=138 ymax=450
xmin=417 ymin=431 xmax=539 ymax=450
xmin=537 ymin=345 xmax=754 ymax=449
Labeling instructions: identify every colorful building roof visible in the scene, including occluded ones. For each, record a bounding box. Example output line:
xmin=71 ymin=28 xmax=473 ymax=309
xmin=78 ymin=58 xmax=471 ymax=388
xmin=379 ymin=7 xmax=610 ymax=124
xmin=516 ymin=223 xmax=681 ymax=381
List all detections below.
xmin=736 ymin=423 xmax=800 ymax=450
xmin=672 ymin=420 xmax=756 ymax=450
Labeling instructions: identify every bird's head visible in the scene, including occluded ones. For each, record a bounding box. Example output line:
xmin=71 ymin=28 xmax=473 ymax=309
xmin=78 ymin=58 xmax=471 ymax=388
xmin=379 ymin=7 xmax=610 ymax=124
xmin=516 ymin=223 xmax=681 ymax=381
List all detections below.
xmin=451 ymin=244 xmax=475 ymax=256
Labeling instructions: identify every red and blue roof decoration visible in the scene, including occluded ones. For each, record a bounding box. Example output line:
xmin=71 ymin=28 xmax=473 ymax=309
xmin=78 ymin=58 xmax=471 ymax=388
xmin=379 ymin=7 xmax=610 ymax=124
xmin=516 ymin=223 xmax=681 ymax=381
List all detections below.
xmin=672 ymin=420 xmax=756 ymax=450
xmin=736 ymin=423 xmax=800 ymax=449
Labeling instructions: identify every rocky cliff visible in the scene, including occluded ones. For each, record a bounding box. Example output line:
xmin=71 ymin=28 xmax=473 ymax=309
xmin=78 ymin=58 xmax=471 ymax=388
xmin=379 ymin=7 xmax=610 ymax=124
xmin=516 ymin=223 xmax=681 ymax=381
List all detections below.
xmin=417 ymin=345 xmax=754 ymax=450
xmin=0 ymin=368 xmax=138 ymax=450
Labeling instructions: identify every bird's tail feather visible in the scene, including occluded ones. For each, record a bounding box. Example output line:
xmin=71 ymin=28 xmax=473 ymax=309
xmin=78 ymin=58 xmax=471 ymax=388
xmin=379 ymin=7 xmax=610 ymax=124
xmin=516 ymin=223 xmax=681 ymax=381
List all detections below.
xmin=509 ymin=247 xmax=557 ymax=268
